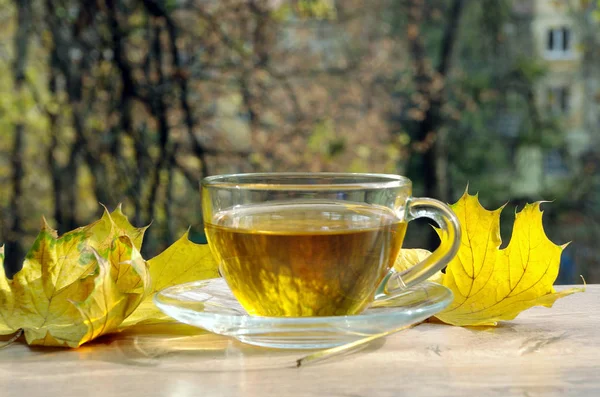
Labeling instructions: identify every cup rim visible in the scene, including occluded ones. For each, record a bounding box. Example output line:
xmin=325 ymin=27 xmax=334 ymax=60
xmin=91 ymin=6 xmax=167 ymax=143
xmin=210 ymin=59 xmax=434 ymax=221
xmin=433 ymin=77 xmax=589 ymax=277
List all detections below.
xmin=201 ymin=172 xmax=411 ymax=191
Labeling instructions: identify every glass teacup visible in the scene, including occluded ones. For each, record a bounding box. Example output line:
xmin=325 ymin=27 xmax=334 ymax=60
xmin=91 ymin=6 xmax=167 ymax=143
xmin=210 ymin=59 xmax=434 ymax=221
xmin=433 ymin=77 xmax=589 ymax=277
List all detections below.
xmin=202 ymin=173 xmax=460 ymax=317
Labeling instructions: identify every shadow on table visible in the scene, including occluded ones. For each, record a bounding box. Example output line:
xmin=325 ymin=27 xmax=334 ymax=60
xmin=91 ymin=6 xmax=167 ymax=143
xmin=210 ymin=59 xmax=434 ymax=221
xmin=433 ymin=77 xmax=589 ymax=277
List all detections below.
xmin=0 ymin=322 xmax=388 ymax=373
xmin=104 ymin=323 xmax=389 ymax=371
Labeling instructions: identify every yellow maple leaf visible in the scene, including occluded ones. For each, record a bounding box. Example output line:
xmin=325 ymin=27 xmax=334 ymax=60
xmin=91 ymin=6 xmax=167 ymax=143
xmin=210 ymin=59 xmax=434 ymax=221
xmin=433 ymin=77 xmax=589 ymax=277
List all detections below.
xmin=0 ymin=204 xmax=219 ymax=347
xmin=121 ymin=231 xmax=219 ymax=327
xmin=0 ymin=210 xmax=150 ymax=347
xmin=432 ymin=191 xmax=583 ymax=326
xmin=109 ymin=204 xmax=149 ymax=251
xmin=74 ymin=241 xmax=148 ymax=344
xmin=394 ymin=249 xmax=442 ymax=284
xmin=86 ymin=206 xmax=148 ymax=257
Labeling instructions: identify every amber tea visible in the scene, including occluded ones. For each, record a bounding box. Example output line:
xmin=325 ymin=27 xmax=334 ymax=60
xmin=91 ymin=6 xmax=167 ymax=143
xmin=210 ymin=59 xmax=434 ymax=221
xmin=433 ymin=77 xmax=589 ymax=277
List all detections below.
xmin=205 ymin=201 xmax=407 ymax=317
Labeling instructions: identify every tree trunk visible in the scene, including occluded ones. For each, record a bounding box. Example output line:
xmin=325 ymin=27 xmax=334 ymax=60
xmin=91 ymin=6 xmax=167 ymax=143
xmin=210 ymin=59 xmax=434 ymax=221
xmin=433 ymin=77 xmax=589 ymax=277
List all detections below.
xmin=403 ymin=0 xmax=465 ymax=251
xmin=408 ymin=0 xmax=465 ymax=203
xmin=5 ymin=0 xmax=32 ymax=276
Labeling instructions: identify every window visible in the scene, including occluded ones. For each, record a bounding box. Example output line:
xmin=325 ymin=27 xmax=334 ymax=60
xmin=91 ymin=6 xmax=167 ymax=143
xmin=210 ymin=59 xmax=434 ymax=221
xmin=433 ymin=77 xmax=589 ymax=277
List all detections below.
xmin=545 ymin=26 xmax=573 ymax=58
xmin=544 ymin=149 xmax=569 ymax=177
xmin=546 ymin=86 xmax=570 ymax=114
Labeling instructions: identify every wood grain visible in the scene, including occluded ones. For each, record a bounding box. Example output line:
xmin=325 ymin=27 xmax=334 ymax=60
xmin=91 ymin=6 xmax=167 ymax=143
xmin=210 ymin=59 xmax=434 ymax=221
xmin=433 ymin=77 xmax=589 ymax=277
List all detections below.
xmin=1 ymin=286 xmax=597 ymax=397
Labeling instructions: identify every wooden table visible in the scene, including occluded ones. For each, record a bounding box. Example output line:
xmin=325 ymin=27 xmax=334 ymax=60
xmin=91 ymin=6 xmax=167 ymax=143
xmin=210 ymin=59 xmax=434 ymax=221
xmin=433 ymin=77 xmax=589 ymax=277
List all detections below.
xmin=1 ymin=285 xmax=598 ymax=397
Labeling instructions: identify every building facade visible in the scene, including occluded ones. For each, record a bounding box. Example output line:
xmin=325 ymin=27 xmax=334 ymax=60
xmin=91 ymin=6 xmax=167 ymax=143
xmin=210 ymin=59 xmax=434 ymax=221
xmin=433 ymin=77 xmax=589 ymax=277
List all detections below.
xmin=511 ymin=0 xmax=599 ymax=197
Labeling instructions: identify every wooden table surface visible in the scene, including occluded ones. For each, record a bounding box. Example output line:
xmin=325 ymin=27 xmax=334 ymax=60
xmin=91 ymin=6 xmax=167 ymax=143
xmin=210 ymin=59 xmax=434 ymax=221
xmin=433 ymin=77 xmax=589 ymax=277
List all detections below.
xmin=1 ymin=285 xmax=598 ymax=397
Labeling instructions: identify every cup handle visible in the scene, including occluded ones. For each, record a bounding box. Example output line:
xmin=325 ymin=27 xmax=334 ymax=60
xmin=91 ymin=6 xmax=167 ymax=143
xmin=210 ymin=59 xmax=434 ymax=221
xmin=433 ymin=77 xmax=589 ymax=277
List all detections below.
xmin=375 ymin=197 xmax=461 ymax=299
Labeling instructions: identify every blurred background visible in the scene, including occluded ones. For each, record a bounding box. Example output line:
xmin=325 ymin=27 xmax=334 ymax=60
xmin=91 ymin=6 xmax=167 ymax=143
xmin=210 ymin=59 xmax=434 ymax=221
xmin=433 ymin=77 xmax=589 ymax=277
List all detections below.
xmin=0 ymin=0 xmax=598 ymax=283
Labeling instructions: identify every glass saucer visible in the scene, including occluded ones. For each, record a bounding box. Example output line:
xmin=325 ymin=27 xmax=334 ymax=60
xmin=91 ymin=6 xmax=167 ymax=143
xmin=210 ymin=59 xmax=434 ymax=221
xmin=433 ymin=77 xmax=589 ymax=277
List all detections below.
xmin=154 ymin=278 xmax=453 ymax=350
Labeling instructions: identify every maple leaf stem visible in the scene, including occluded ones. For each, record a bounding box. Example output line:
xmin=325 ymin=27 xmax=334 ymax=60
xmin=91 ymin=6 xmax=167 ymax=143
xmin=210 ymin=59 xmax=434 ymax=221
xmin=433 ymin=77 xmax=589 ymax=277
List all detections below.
xmin=295 ymin=322 xmax=420 ymax=368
